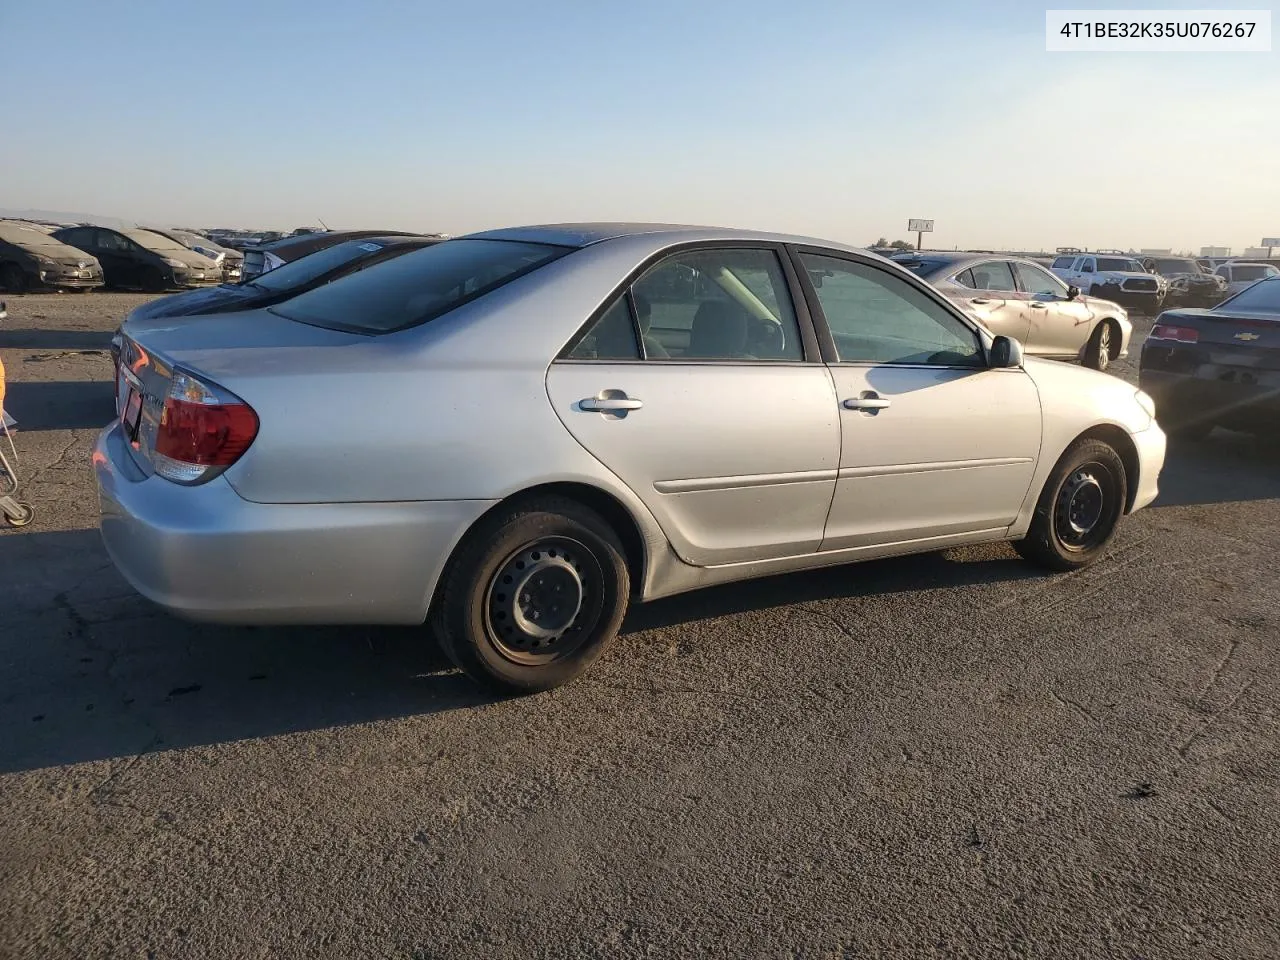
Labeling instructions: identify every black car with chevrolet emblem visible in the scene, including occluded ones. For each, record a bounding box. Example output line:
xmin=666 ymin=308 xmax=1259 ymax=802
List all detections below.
xmin=51 ymin=226 xmax=221 ymax=292
xmin=0 ymin=220 xmax=104 ymax=292
xmin=1139 ymin=276 xmax=1280 ymax=440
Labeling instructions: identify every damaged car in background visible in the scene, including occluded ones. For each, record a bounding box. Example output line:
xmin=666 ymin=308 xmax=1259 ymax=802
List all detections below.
xmin=0 ymin=219 xmax=104 ymax=292
xmin=895 ymin=252 xmax=1130 ymax=371
xmin=1143 ymin=256 xmax=1227 ymax=308
xmin=148 ymin=228 xmax=245 ymax=282
xmin=51 ymin=226 xmax=222 ymax=292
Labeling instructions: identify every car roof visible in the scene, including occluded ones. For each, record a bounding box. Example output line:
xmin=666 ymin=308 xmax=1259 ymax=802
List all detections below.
xmin=463 ymin=222 xmax=866 ymax=253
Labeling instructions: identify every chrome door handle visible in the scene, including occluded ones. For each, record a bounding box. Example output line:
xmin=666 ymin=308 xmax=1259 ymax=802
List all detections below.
xmin=579 ymin=389 xmax=644 ymax=414
xmin=843 ymin=395 xmax=892 ymax=411
xmin=1029 ymin=302 xmax=1048 ymax=309
xmin=970 ymin=297 xmax=993 ymax=305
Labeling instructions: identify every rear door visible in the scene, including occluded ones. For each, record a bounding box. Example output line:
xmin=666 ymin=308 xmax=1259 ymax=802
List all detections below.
xmin=793 ymin=249 xmax=1041 ymax=551
xmin=962 ymin=259 xmax=1030 ymax=344
xmin=545 ymin=244 xmax=840 ymax=566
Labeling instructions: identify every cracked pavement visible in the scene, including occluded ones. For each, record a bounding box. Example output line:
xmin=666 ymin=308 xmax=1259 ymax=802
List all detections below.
xmin=1 ymin=294 xmax=1279 ymax=958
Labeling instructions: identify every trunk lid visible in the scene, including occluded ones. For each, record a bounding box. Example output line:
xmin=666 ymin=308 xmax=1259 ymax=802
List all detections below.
xmin=116 ymin=308 xmax=366 ymax=476
xmin=1158 ymin=308 xmax=1280 ymax=370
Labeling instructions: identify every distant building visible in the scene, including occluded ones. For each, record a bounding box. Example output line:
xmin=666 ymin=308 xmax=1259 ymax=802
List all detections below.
xmin=1139 ymin=248 xmax=1172 ymax=255
xmin=1243 ymin=247 xmax=1278 ymax=258
xmin=1200 ymin=246 xmax=1231 ymax=257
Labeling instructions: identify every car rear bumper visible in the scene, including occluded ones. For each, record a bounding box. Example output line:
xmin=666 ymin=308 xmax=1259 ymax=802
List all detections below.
xmin=1140 ymin=367 xmax=1280 ymax=431
xmin=93 ymin=423 xmax=496 ymax=625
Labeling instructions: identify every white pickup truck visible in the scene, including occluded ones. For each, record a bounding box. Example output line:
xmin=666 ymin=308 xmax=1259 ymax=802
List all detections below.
xmin=1050 ymin=254 xmax=1167 ymax=313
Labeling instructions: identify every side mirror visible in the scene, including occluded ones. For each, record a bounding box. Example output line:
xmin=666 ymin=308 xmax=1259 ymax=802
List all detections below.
xmin=989 ymin=335 xmax=1024 ymax=369
xmin=1067 ymin=285 xmax=1081 ymax=300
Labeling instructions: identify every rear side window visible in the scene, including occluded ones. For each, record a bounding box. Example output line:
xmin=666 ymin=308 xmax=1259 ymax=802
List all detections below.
xmin=272 ymin=239 xmax=569 ymax=333
xmin=1051 ymin=257 xmax=1075 ymax=269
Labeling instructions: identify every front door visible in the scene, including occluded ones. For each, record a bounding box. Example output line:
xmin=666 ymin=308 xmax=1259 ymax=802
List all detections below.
xmin=1012 ymin=260 xmax=1095 ymax=357
xmin=93 ymin=230 xmax=139 ymax=287
xmin=793 ymin=250 xmax=1042 ymax=551
xmin=546 ymin=245 xmax=840 ymax=567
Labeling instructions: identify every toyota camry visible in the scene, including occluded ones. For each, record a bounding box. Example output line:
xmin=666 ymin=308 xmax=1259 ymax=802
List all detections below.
xmin=96 ymin=224 xmax=1166 ymax=692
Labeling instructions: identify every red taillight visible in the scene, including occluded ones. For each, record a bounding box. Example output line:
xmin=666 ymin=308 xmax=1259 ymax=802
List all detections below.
xmin=1150 ymin=324 xmax=1199 ymax=343
xmin=152 ymin=371 xmax=258 ymax=483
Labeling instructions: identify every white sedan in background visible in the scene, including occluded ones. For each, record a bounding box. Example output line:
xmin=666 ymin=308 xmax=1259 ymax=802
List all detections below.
xmin=895 ymin=252 xmax=1132 ymax=371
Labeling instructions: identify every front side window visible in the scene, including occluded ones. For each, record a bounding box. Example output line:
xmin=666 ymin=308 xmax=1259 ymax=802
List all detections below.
xmin=799 ymin=254 xmax=983 ymax=367
xmin=570 ymin=248 xmax=804 ymax=361
xmin=967 ymin=261 xmax=1017 ymax=292
xmin=1080 ymin=259 xmax=1095 ymax=273
xmin=272 ymin=239 xmax=568 ymax=334
xmin=1013 ymin=262 xmax=1069 ymax=297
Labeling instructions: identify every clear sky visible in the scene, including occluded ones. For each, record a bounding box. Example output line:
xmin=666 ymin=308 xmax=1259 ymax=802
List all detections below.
xmin=5 ymin=0 xmax=1278 ymax=251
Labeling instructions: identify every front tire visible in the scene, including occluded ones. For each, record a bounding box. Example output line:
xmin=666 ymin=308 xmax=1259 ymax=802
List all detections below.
xmin=430 ymin=497 xmax=631 ymax=693
xmin=1083 ymin=321 xmax=1114 ymax=371
xmin=1014 ymin=439 xmax=1127 ymax=572
xmin=0 ymin=263 xmax=26 ymax=293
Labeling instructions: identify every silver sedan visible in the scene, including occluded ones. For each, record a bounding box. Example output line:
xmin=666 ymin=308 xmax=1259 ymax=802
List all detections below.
xmin=895 ymin=252 xmax=1132 ymax=372
xmin=96 ymin=224 xmax=1166 ymax=692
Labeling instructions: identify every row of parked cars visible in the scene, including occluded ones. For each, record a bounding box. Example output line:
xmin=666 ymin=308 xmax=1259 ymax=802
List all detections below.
xmin=1045 ymin=251 xmax=1277 ymax=313
xmin=0 ymin=220 xmax=449 ymax=294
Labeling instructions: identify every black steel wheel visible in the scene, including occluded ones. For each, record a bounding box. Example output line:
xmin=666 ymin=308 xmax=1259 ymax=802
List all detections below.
xmin=431 ymin=496 xmax=630 ymax=693
xmin=1015 ymin=439 xmax=1127 ymax=571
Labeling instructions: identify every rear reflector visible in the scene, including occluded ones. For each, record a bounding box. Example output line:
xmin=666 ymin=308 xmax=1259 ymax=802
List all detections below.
xmin=153 ymin=371 xmax=258 ymax=484
xmin=1150 ymin=324 xmax=1199 ymax=343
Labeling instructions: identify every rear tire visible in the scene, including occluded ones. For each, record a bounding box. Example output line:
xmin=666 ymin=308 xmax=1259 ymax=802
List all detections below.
xmin=1083 ymin=321 xmax=1114 ymax=371
xmin=430 ymin=497 xmax=631 ymax=694
xmin=0 ymin=263 xmax=26 ymax=293
xmin=1014 ymin=438 xmax=1127 ymax=572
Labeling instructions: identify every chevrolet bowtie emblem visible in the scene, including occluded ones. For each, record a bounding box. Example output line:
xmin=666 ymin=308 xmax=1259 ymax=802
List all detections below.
xmin=1235 ymin=332 xmax=1260 ymax=341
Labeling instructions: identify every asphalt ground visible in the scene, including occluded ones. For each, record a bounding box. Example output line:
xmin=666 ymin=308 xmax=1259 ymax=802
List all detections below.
xmin=1 ymin=293 xmax=1278 ymax=959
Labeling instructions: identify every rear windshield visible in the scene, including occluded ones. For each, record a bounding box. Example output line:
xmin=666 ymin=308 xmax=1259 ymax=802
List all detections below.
xmin=271 ymin=239 xmax=569 ymax=333
xmin=249 ymin=239 xmax=399 ymax=293
xmin=1221 ymin=277 xmax=1280 ymax=313
xmin=1232 ymin=264 xmax=1277 ymax=281
xmin=893 ymin=257 xmax=950 ymax=276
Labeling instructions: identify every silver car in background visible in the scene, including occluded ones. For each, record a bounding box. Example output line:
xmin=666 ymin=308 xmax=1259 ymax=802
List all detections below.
xmin=896 ymin=252 xmax=1132 ymax=371
xmin=96 ymin=224 xmax=1165 ymax=693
